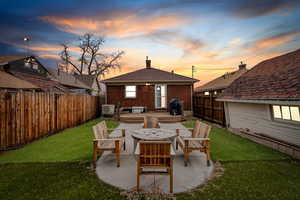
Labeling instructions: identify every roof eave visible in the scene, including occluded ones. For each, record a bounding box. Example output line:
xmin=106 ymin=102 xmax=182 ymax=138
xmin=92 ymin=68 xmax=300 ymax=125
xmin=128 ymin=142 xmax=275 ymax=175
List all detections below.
xmin=216 ymin=98 xmax=300 ymax=106
xmin=103 ymin=80 xmax=198 ymax=84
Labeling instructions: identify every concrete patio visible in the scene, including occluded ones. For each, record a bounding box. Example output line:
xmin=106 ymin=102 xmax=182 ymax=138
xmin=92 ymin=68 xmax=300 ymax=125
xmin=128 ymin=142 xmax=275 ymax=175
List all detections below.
xmin=95 ymin=122 xmax=214 ymax=194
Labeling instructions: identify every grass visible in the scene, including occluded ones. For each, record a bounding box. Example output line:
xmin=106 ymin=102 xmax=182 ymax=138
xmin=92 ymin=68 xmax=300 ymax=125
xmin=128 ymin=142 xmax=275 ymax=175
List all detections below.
xmin=177 ymin=160 xmax=300 ymax=200
xmin=0 ymin=118 xmax=119 ymax=163
xmin=182 ymin=118 xmax=287 ymax=161
xmin=0 ymin=117 xmax=299 ymax=200
xmin=0 ymin=162 xmax=123 ymax=200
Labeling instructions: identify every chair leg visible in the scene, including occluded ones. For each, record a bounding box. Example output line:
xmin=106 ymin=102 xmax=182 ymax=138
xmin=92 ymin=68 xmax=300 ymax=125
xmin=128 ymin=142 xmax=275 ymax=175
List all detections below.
xmin=115 ymin=141 xmax=120 ymax=167
xmin=93 ymin=142 xmax=98 ymax=168
xmin=206 ymin=149 xmax=211 ymax=167
xmin=169 ymin=168 xmax=173 ymax=193
xmin=137 ymin=170 xmax=140 ymax=192
xmin=184 ymin=150 xmax=189 ymax=167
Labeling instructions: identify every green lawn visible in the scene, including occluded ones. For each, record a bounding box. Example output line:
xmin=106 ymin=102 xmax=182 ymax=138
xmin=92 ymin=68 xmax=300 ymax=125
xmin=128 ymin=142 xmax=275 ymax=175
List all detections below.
xmin=177 ymin=160 xmax=300 ymax=200
xmin=0 ymin=118 xmax=118 ymax=163
xmin=182 ymin=118 xmax=287 ymax=161
xmin=0 ymin=162 xmax=122 ymax=200
xmin=0 ymin=117 xmax=299 ymax=200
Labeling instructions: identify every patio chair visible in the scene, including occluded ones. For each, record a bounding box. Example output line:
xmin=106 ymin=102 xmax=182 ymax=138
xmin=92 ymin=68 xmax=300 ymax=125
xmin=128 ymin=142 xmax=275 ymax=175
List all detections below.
xmin=135 ymin=141 xmax=175 ymax=193
xmin=143 ymin=116 xmax=160 ymax=128
xmin=92 ymin=121 xmax=126 ymax=168
xmin=176 ymin=120 xmax=211 ymax=166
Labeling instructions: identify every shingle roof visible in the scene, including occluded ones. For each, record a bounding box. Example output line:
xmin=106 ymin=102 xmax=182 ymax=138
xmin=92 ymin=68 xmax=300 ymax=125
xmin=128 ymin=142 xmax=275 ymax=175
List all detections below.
xmin=102 ymin=67 xmax=198 ymax=83
xmin=195 ymin=67 xmax=247 ymax=92
xmin=74 ymin=74 xmax=96 ymax=88
xmin=9 ymin=70 xmax=69 ymax=92
xmin=219 ymin=49 xmax=300 ymax=100
xmin=0 ymin=70 xmax=40 ymax=89
xmin=48 ymin=69 xmax=91 ymax=90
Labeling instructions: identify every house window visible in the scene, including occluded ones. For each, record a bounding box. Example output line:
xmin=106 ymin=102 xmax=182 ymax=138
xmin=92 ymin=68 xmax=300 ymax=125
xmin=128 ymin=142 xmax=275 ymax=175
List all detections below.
xmin=272 ymin=105 xmax=300 ymax=122
xmin=125 ymin=85 xmax=136 ymax=98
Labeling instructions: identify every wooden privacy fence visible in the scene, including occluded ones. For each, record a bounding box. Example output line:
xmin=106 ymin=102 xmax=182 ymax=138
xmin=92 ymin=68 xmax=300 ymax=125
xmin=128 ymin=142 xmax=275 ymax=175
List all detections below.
xmin=193 ymin=94 xmax=225 ymax=126
xmin=0 ymin=91 xmax=100 ymax=150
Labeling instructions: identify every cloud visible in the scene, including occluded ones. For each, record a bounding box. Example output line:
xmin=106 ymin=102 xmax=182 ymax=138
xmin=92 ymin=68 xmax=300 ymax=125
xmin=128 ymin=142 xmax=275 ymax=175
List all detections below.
xmin=229 ymin=38 xmax=241 ymax=45
xmin=254 ymin=30 xmax=300 ymax=49
xmin=241 ymin=29 xmax=300 ymax=55
xmin=230 ymin=0 xmax=300 ymax=18
xmin=145 ymin=30 xmax=205 ymax=56
xmin=40 ymin=14 xmax=187 ymax=38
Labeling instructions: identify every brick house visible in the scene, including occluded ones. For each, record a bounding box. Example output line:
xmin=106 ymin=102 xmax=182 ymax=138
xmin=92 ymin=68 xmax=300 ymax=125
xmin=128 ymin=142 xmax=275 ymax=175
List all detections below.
xmin=102 ymin=58 xmax=198 ymax=111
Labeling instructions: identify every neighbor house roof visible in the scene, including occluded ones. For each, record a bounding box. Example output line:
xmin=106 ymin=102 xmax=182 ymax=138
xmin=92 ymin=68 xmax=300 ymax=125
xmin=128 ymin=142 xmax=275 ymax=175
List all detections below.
xmin=0 ymin=70 xmax=40 ymax=89
xmin=195 ymin=67 xmax=247 ymax=92
xmin=9 ymin=70 xmax=68 ymax=92
xmin=102 ymin=67 xmax=198 ymax=83
xmin=74 ymin=74 xmax=97 ymax=88
xmin=48 ymin=69 xmax=91 ymax=90
xmin=218 ymin=49 xmax=300 ymax=101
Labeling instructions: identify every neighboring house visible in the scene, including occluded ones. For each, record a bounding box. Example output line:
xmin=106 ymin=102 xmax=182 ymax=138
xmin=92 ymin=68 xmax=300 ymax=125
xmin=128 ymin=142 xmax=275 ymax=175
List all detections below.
xmin=102 ymin=58 xmax=198 ymax=111
xmin=0 ymin=70 xmax=40 ymax=91
xmin=195 ymin=62 xmax=247 ymax=96
xmin=75 ymin=74 xmax=101 ymax=96
xmin=217 ymin=49 xmax=300 ymax=147
xmin=48 ymin=69 xmax=92 ymax=94
xmin=0 ymin=55 xmax=68 ymax=93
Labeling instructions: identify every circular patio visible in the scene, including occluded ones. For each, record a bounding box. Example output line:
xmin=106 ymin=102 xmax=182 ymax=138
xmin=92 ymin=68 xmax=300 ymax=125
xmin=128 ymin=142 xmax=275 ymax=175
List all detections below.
xmin=95 ymin=123 xmax=214 ymax=194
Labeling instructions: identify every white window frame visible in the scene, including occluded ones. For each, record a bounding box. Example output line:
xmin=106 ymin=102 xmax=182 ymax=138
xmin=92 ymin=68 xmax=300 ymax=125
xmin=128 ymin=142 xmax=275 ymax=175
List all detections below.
xmin=271 ymin=105 xmax=300 ymax=124
xmin=155 ymin=84 xmax=167 ymax=109
xmin=125 ymin=85 xmax=136 ymax=98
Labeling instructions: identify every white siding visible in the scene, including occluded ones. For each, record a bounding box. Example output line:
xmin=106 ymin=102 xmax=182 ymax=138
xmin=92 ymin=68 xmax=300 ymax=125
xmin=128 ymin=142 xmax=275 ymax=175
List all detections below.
xmin=226 ymin=102 xmax=300 ymax=146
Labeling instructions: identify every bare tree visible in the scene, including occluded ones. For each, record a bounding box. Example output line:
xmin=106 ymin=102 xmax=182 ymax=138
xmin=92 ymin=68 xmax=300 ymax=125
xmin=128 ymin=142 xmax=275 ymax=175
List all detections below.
xmin=59 ymin=33 xmax=124 ymax=90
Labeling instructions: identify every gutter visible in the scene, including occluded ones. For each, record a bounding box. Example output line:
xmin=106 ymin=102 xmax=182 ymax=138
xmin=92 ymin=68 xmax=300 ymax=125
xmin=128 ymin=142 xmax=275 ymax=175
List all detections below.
xmin=216 ymin=98 xmax=300 ymax=106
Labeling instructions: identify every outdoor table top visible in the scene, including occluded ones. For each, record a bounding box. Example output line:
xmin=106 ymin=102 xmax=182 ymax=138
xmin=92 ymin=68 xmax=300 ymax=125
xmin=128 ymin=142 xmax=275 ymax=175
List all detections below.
xmin=132 ymin=128 xmax=177 ymax=141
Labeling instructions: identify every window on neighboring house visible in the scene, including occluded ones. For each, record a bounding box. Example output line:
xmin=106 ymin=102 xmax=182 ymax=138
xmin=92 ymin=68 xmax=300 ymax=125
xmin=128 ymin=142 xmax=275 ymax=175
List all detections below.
xmin=125 ymin=85 xmax=136 ymax=98
xmin=204 ymin=91 xmax=209 ymax=95
xmin=272 ymin=105 xmax=300 ymax=122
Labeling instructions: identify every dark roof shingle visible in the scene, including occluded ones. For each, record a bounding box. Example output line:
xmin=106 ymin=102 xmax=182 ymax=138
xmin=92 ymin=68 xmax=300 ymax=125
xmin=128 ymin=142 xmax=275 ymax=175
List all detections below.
xmin=0 ymin=70 xmax=40 ymax=89
xmin=48 ymin=69 xmax=91 ymax=89
xmin=10 ymin=70 xmax=69 ymax=92
xmin=219 ymin=49 xmax=300 ymax=100
xmin=195 ymin=68 xmax=247 ymax=92
xmin=102 ymin=67 xmax=198 ymax=83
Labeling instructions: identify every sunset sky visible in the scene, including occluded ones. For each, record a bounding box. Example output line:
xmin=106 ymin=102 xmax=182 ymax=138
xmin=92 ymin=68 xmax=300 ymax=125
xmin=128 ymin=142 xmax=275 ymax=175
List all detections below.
xmin=1 ymin=0 xmax=300 ymax=87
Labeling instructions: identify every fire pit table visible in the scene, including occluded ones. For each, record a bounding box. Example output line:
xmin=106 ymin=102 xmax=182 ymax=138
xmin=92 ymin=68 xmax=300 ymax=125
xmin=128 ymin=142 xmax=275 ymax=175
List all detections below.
xmin=132 ymin=128 xmax=177 ymax=152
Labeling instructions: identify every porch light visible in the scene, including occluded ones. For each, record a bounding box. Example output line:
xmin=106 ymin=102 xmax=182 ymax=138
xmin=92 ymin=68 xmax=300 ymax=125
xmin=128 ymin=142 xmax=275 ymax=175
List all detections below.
xmin=145 ymin=83 xmax=150 ymax=86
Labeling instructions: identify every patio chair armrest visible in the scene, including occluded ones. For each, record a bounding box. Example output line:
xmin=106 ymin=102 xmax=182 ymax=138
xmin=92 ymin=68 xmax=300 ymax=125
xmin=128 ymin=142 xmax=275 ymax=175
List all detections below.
xmin=107 ymin=128 xmax=126 ymax=137
xmin=93 ymin=138 xmax=123 ymax=142
xmin=175 ymin=128 xmax=193 ymax=133
xmin=183 ymin=137 xmax=210 ymax=141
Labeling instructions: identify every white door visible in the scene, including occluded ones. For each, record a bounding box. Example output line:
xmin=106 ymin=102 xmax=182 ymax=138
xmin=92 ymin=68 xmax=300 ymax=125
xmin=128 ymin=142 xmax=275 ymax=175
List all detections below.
xmin=155 ymin=84 xmax=167 ymax=109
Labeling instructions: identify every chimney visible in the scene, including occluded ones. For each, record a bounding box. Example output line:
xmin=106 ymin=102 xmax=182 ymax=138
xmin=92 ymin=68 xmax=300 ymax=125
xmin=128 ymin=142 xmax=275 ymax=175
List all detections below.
xmin=239 ymin=61 xmax=246 ymax=70
xmin=146 ymin=56 xmax=151 ymax=69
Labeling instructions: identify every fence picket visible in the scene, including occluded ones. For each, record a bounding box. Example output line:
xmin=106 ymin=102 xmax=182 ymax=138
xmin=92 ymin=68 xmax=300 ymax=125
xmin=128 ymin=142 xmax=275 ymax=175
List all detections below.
xmin=0 ymin=91 xmax=101 ymax=150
